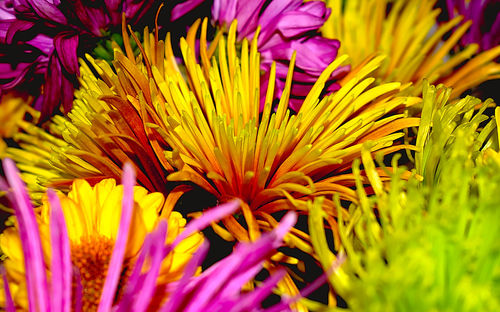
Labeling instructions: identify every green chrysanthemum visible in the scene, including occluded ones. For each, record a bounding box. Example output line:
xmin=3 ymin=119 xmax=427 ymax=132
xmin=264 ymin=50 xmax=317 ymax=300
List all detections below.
xmin=309 ymin=83 xmax=500 ymax=310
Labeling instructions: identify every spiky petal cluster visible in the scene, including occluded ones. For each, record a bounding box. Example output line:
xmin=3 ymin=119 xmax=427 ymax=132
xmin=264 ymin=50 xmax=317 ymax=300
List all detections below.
xmin=157 ymin=22 xmax=420 ymax=245
xmin=309 ymin=83 xmax=500 ymax=310
xmin=323 ymin=0 xmax=500 ymax=99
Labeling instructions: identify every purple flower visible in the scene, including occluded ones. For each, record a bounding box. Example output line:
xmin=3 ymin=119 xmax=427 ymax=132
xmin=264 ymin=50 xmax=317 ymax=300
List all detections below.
xmin=212 ymin=0 xmax=348 ymax=111
xmin=0 ymin=158 xmax=305 ymax=311
xmin=211 ymin=0 xmax=349 ymax=111
xmin=0 ymin=0 xmax=157 ymax=121
xmin=443 ymin=0 xmax=500 ymax=51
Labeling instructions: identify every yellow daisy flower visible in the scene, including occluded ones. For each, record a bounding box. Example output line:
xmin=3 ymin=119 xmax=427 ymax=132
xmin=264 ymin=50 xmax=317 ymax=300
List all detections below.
xmin=0 ymin=177 xmax=203 ymax=311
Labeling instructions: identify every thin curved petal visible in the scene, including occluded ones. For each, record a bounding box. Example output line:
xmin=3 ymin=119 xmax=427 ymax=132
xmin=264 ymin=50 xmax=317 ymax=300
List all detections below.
xmin=54 ymin=33 xmax=79 ymax=75
xmin=97 ymin=162 xmax=136 ymax=312
xmin=171 ymin=0 xmax=205 ymax=21
xmin=1 ymin=158 xmax=49 ymax=311
xmin=48 ymin=189 xmax=72 ymax=312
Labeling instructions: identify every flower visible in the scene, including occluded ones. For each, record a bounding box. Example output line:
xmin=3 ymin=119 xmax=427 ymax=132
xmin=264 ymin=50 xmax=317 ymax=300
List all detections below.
xmin=414 ymin=81 xmax=498 ymax=184
xmin=155 ymin=22 xmax=420 ymax=245
xmin=210 ymin=0 xmax=349 ymax=111
xmin=0 ymin=0 xmax=159 ymax=121
xmin=309 ymin=89 xmax=500 ymax=309
xmin=0 ymin=159 xmax=203 ymax=311
xmin=323 ymin=0 xmax=500 ymax=99
xmin=0 ymin=158 xmax=314 ymax=311
xmin=441 ymin=0 xmax=500 ymax=51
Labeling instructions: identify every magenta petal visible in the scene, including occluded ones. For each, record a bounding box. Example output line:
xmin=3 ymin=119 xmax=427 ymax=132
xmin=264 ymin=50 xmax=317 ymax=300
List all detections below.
xmin=257 ymin=0 xmax=302 ymax=43
xmin=172 ymin=200 xmax=240 ymax=247
xmin=234 ymin=0 xmax=266 ymax=37
xmin=41 ymin=51 xmax=61 ymax=121
xmin=97 ymin=163 xmax=136 ymax=312
xmin=297 ymin=1 xmax=329 ymax=18
xmin=0 ymin=0 xmax=15 ymax=19
xmin=276 ymin=11 xmax=325 ymax=37
xmin=276 ymin=2 xmax=328 ymax=38
xmin=159 ymin=241 xmax=210 ymax=312
xmin=1 ymin=158 xmax=49 ymax=312
xmin=48 ymin=189 xmax=72 ymax=312
xmin=237 ymin=269 xmax=287 ymax=311
xmin=273 ymin=211 xmax=297 ymax=238
xmin=105 ymin=0 xmax=121 ymax=11
xmin=131 ymin=221 xmax=168 ymax=312
xmin=54 ymin=33 xmax=79 ymax=75
xmin=60 ymin=72 xmax=75 ymax=113
xmin=5 ymin=20 xmax=34 ymax=44
xmin=115 ymin=235 xmax=154 ymax=312
xmin=26 ymin=0 xmax=67 ymax=24
xmin=185 ymin=253 xmax=246 ymax=311
xmin=1 ymin=267 xmax=16 ymax=312
xmin=214 ymin=259 xmax=264 ymax=301
xmin=0 ymin=63 xmax=32 ymax=87
xmin=212 ymin=0 xmax=237 ymax=26
xmin=292 ymin=38 xmax=340 ymax=72
xmin=171 ymin=0 xmax=205 ymax=21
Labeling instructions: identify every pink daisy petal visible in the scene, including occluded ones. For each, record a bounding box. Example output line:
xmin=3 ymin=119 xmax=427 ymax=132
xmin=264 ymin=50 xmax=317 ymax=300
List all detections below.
xmin=2 ymin=158 xmax=49 ymax=312
xmin=159 ymin=241 xmax=210 ymax=312
xmin=48 ymin=189 xmax=72 ymax=312
xmin=1 ymin=267 xmax=16 ymax=312
xmin=97 ymin=162 xmax=136 ymax=312
xmin=172 ymin=200 xmax=240 ymax=247
xmin=131 ymin=221 xmax=168 ymax=312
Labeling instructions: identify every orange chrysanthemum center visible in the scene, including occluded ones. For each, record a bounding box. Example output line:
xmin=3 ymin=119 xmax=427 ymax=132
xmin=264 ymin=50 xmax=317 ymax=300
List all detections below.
xmin=71 ymin=235 xmax=114 ymax=311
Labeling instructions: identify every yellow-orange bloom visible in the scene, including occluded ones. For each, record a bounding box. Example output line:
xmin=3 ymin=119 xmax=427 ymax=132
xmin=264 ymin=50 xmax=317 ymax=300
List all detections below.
xmin=139 ymin=21 xmax=420 ymax=245
xmin=323 ymin=0 xmax=500 ymax=99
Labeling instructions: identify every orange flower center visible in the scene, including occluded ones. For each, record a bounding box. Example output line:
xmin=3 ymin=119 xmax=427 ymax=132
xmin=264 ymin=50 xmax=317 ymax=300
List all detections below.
xmin=71 ymin=235 xmax=116 ymax=311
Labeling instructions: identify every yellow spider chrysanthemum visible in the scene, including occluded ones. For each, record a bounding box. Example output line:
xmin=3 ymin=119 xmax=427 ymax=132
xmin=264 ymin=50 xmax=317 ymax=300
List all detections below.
xmin=142 ymin=21 xmax=420 ymax=244
xmin=323 ymin=0 xmax=500 ymax=99
xmin=0 ymin=178 xmax=203 ymax=311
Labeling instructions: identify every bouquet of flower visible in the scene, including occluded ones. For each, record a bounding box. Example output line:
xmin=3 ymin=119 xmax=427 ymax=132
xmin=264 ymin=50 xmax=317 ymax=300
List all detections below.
xmin=0 ymin=0 xmax=498 ymax=311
